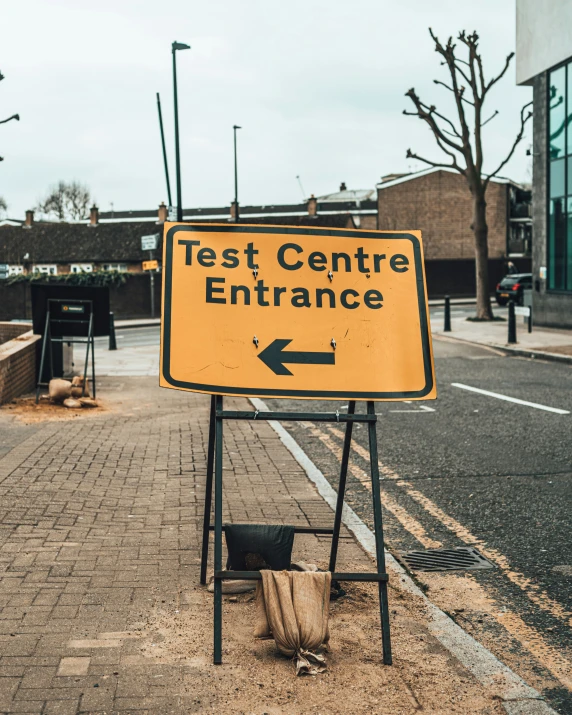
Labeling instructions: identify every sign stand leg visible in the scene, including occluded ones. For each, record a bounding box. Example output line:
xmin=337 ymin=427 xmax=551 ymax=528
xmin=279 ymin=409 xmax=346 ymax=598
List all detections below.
xmin=90 ymin=318 xmax=96 ymax=399
xmin=213 ymin=394 xmax=224 ymax=665
xmin=200 ymin=395 xmax=216 ymax=585
xmin=367 ymin=401 xmax=392 ymax=665
xmin=82 ymin=314 xmax=93 ymax=397
xmin=202 ymin=402 xmax=393 ymax=667
xmin=328 ymin=400 xmax=355 ymax=572
xmin=36 ymin=313 xmax=51 ymax=404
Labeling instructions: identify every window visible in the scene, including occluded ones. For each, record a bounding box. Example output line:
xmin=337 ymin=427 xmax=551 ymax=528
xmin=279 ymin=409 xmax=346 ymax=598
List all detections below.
xmin=102 ymin=263 xmax=128 ymax=272
xmin=548 ymin=62 xmax=572 ymax=291
xmin=32 ymin=265 xmax=57 ymax=276
xmin=70 ymin=263 xmax=93 ymax=274
xmin=8 ymin=265 xmax=24 ymax=276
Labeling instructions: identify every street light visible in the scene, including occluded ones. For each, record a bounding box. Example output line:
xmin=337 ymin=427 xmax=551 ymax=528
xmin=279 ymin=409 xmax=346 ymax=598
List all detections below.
xmin=172 ymin=41 xmax=190 ymax=222
xmin=233 ymin=125 xmax=241 ymax=222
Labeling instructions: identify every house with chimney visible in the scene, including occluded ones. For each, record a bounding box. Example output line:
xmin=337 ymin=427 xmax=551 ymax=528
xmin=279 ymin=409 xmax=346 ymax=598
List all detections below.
xmin=0 ymin=185 xmax=377 ymax=279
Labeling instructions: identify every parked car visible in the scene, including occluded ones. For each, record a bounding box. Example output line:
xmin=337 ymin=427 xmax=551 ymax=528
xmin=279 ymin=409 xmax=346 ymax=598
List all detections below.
xmin=495 ymin=273 xmax=532 ymax=306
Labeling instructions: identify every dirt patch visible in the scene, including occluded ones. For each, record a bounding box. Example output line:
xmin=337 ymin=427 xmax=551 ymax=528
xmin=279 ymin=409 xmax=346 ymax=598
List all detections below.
xmin=0 ymin=395 xmax=110 ymax=424
xmin=130 ymin=563 xmax=503 ymax=714
xmin=422 ymin=572 xmax=556 ymax=695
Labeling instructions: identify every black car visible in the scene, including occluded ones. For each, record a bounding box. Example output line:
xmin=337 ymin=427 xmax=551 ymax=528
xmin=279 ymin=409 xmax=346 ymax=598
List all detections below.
xmin=495 ymin=273 xmax=532 ymax=306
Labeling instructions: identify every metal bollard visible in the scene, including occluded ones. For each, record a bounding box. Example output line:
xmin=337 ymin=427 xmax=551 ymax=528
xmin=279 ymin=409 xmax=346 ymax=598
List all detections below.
xmin=108 ymin=312 xmax=117 ymax=350
xmin=508 ymin=300 xmax=517 ymax=344
xmin=444 ymin=295 xmax=451 ymax=332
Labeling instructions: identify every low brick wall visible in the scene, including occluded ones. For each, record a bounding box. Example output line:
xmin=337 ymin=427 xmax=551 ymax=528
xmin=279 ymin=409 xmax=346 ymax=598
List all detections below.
xmin=0 ymin=326 xmax=40 ymax=404
xmin=0 ymin=321 xmax=33 ymax=344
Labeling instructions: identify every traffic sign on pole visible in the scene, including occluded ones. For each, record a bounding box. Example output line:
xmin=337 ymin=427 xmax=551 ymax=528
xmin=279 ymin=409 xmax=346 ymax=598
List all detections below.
xmin=142 ymin=260 xmax=159 ymax=271
xmin=141 ymin=234 xmax=159 ymax=252
xmin=160 ymin=224 xmax=436 ymax=401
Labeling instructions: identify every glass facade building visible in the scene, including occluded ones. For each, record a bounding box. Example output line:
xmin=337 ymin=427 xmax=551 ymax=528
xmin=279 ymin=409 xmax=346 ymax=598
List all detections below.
xmin=548 ymin=62 xmax=572 ymax=292
xmin=517 ymin=0 xmax=572 ymax=326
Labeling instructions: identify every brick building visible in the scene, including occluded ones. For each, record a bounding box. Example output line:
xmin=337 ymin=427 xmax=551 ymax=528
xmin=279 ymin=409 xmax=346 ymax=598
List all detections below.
xmin=0 ymin=208 xmax=165 ymax=278
xmin=376 ymin=168 xmax=531 ymax=296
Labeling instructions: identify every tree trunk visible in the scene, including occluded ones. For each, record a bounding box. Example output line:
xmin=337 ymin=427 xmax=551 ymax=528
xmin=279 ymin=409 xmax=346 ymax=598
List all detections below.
xmin=472 ymin=189 xmax=494 ymax=320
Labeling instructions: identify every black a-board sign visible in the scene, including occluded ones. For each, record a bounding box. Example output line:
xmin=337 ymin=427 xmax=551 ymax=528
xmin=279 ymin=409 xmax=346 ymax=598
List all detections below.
xmin=31 ymin=284 xmax=110 ymax=337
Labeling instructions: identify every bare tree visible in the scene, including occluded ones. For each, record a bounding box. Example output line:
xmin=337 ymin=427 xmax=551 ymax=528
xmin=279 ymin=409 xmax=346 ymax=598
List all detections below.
xmin=404 ymin=30 xmax=532 ymax=320
xmin=0 ymin=70 xmax=20 ymax=162
xmin=0 ymin=196 xmax=7 ymax=217
xmin=65 ymin=180 xmax=91 ymax=220
xmin=37 ymin=180 xmax=92 ymax=221
xmin=38 ymin=181 xmax=67 ymax=221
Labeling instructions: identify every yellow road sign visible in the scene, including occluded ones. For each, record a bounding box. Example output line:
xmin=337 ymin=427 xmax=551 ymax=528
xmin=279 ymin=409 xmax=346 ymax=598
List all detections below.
xmin=143 ymin=260 xmax=158 ymax=271
xmin=160 ymin=224 xmax=436 ymax=401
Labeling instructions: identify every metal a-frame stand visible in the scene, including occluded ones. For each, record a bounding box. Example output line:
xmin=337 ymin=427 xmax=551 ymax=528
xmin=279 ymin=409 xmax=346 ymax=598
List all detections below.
xmin=35 ymin=299 xmax=96 ymax=403
xmin=199 ymin=394 xmax=392 ymax=666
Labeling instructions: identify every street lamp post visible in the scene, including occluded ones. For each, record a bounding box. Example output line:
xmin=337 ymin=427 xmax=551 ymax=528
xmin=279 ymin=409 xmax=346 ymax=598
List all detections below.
xmin=172 ymin=41 xmax=190 ymax=222
xmin=233 ymin=125 xmax=241 ymax=223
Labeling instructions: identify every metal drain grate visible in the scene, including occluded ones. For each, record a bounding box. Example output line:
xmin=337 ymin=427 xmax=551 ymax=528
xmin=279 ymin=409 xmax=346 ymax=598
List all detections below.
xmin=398 ymin=547 xmax=494 ymax=572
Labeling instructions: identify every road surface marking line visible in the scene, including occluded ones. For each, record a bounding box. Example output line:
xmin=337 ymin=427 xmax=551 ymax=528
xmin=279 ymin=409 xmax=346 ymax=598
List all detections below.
xmin=304 ymin=422 xmax=442 ymax=549
xmin=323 ymin=423 xmax=572 ymax=694
xmin=250 ymin=398 xmax=556 ymax=713
xmin=388 ymin=405 xmax=436 ymax=413
xmin=327 ymin=425 xmax=572 ymax=625
xmin=388 ymin=409 xmax=431 ymax=413
xmin=494 ymin=609 xmax=572 ymax=691
xmin=452 ymin=383 xmax=570 ymax=415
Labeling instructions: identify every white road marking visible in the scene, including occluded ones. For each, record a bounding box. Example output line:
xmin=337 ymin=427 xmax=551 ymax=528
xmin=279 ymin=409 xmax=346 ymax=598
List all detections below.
xmin=452 ymin=383 xmax=570 ymax=415
xmin=388 ymin=409 xmax=430 ymax=413
xmin=389 ymin=400 xmax=436 ymax=413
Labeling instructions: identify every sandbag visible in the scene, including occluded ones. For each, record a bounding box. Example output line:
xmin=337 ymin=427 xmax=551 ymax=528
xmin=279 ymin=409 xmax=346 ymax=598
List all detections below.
xmin=49 ymin=379 xmax=72 ymax=403
xmin=63 ymin=397 xmax=82 ymax=409
xmin=224 ymin=524 xmax=295 ymax=572
xmin=255 ymin=570 xmax=331 ymax=675
xmin=71 ymin=376 xmax=90 ymax=398
xmin=79 ymin=397 xmax=98 ymax=408
xmin=207 ymin=576 xmax=256 ymax=594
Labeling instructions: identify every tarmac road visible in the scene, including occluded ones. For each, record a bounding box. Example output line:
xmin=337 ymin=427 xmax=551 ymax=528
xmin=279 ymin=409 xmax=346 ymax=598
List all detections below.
xmin=94 ymin=325 xmax=160 ymax=348
xmin=262 ymin=339 xmax=572 ymax=714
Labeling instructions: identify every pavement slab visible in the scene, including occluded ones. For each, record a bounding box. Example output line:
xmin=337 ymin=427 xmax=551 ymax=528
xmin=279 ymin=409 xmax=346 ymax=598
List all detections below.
xmin=433 ymin=316 xmax=572 ymax=358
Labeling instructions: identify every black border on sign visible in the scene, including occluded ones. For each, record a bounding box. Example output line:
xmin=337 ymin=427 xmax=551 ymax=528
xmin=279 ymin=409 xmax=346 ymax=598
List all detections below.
xmin=162 ymin=225 xmax=434 ymax=399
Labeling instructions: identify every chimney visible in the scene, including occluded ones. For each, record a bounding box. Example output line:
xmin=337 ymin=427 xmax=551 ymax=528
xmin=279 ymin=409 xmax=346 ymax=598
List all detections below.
xmin=89 ymin=204 xmax=99 ymax=227
xmin=229 ymin=201 xmax=238 ymax=221
xmin=23 ymin=209 xmax=34 ymax=229
xmin=339 ymin=182 xmax=347 ymax=192
xmin=307 ymin=194 xmax=317 ymax=216
xmin=158 ymin=202 xmax=168 ymax=223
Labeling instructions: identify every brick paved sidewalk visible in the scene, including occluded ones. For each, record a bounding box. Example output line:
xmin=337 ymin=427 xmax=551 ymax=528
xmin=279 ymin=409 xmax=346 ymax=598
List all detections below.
xmin=0 ymin=379 xmax=503 ymax=714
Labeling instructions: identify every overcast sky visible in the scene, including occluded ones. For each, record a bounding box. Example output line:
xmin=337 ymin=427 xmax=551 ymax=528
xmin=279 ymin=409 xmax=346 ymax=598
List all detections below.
xmin=1 ymin=0 xmax=531 ymax=218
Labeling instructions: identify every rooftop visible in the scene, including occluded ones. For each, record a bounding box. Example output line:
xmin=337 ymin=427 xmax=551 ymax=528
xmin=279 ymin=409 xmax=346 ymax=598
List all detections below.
xmin=376 ymin=167 xmax=524 ymax=190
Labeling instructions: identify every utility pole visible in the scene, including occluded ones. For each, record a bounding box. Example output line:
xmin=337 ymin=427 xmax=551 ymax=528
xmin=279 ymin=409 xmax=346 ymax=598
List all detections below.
xmin=156 ymin=92 xmax=172 ymax=209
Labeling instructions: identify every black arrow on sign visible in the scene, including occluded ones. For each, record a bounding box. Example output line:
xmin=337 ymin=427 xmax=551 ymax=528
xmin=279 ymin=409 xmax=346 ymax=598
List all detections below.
xmin=257 ymin=339 xmax=335 ymax=376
